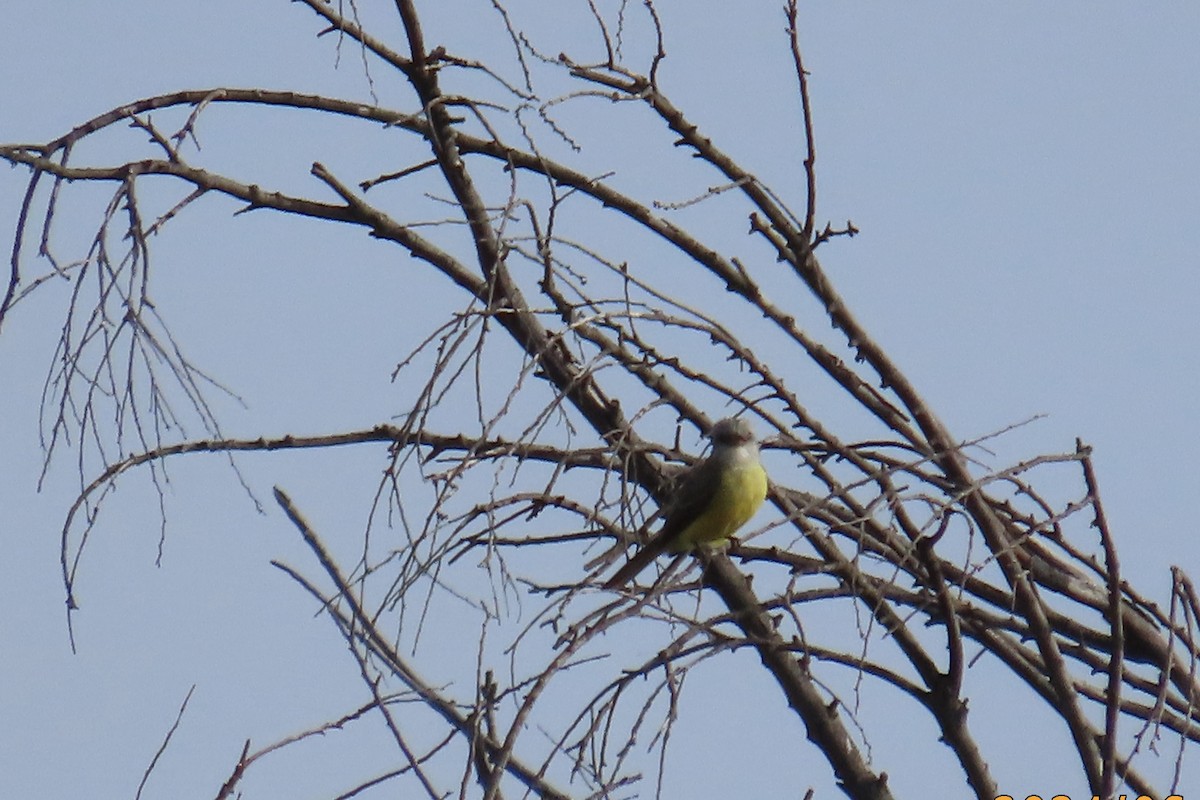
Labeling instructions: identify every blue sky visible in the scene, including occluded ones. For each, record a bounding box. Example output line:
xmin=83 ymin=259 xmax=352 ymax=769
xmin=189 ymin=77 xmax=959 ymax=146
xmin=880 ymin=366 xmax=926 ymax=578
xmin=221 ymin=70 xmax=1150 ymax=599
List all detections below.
xmin=3 ymin=2 xmax=1199 ymax=797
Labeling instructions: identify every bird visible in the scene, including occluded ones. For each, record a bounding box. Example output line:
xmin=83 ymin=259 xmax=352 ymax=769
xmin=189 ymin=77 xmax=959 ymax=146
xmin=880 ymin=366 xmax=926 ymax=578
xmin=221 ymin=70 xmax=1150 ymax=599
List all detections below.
xmin=602 ymin=417 xmax=768 ymax=589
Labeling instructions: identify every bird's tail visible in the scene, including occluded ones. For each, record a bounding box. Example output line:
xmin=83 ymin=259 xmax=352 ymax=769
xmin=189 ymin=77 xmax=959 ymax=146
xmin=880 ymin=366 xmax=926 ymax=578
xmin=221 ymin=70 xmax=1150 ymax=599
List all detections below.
xmin=601 ymin=537 xmax=671 ymax=589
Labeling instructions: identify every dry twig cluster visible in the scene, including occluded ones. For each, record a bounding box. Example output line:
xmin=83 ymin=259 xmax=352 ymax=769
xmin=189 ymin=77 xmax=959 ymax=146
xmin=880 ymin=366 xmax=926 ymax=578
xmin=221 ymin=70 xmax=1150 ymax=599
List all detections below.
xmin=3 ymin=2 xmax=1198 ymax=798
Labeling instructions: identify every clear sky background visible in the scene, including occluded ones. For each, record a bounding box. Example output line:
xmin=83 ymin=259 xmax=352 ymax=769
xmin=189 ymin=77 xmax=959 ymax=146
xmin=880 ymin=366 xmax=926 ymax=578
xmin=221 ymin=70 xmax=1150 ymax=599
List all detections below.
xmin=3 ymin=2 xmax=1199 ymax=798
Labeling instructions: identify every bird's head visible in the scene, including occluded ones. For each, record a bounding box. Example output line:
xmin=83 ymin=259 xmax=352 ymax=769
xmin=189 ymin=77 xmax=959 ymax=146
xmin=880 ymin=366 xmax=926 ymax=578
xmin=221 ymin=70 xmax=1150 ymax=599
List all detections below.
xmin=709 ymin=417 xmax=756 ymax=446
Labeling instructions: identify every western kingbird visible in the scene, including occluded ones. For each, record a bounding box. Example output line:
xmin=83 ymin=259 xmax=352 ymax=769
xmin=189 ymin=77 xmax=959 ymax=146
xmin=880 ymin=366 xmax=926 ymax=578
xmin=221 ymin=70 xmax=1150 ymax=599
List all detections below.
xmin=603 ymin=417 xmax=767 ymax=589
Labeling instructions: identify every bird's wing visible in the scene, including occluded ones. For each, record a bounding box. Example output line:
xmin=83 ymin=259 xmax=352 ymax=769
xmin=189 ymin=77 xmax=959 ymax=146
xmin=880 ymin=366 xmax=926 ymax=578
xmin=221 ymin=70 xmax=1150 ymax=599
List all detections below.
xmin=601 ymin=454 xmax=722 ymax=589
xmin=653 ymin=454 xmax=725 ymax=546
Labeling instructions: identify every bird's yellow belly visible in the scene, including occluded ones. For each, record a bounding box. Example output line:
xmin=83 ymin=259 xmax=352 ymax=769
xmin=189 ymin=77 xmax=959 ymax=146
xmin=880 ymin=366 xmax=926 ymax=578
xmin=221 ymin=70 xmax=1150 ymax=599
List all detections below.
xmin=670 ymin=461 xmax=767 ymax=552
